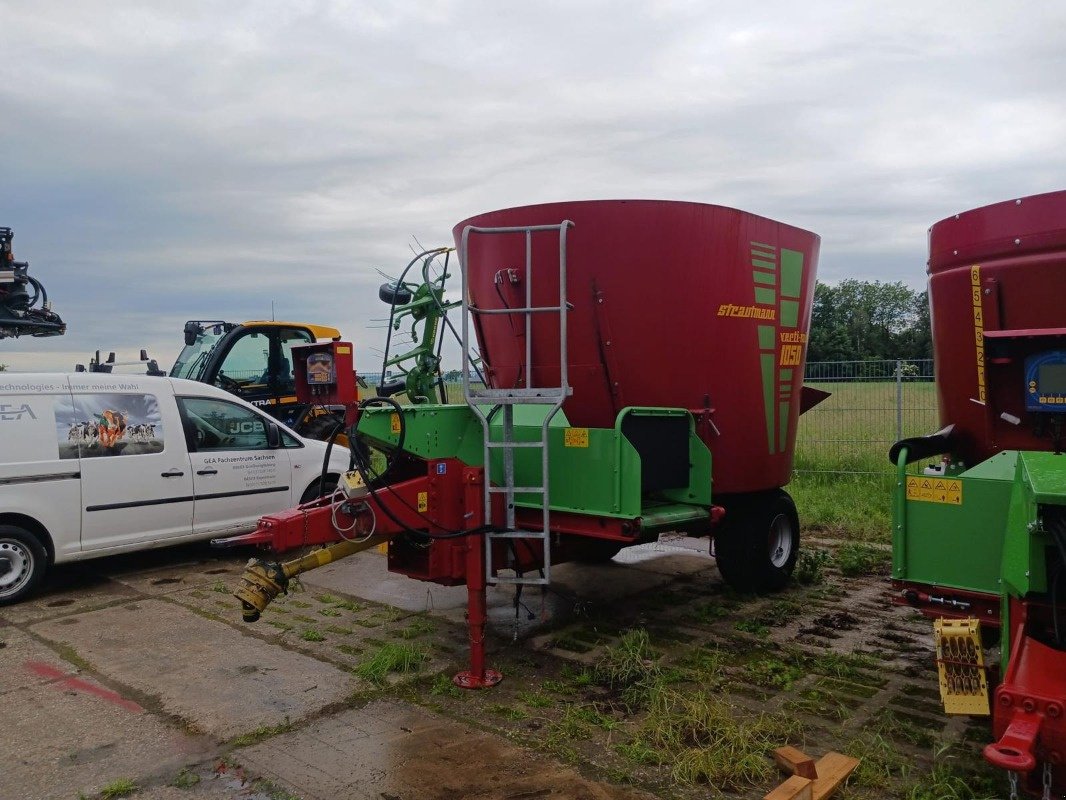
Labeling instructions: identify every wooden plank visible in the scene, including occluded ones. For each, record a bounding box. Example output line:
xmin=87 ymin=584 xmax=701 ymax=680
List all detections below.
xmin=773 ymin=745 xmax=818 ymax=779
xmin=811 ymin=751 xmax=860 ymax=800
xmin=764 ymin=775 xmax=813 ymax=800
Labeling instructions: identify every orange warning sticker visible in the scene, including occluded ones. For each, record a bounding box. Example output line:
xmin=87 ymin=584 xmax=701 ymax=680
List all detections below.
xmin=906 ymin=476 xmax=963 ymax=505
xmin=564 ymin=428 xmax=589 ymax=448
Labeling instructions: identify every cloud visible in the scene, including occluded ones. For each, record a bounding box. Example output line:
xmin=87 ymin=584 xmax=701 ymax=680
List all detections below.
xmin=1 ymin=0 xmax=1063 ymax=373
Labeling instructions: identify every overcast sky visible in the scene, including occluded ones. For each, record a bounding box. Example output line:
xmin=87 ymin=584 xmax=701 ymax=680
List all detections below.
xmin=2 ymin=1 xmax=1064 ymax=373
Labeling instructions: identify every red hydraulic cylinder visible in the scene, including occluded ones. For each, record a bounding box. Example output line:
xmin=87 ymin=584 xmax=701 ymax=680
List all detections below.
xmin=453 ymin=466 xmax=502 ymax=689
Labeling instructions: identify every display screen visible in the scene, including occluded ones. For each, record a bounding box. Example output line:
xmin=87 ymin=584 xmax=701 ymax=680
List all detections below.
xmin=306 ymin=353 xmax=336 ymax=385
xmin=1039 ymin=363 xmax=1066 ymax=394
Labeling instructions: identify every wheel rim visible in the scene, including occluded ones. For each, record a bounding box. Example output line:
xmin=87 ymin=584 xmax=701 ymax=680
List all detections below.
xmin=768 ymin=513 xmax=793 ymax=568
xmin=0 ymin=539 xmax=33 ymax=598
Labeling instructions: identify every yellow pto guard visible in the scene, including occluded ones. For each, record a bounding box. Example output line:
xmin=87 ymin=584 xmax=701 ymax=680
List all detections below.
xmin=934 ymin=618 xmax=990 ymax=715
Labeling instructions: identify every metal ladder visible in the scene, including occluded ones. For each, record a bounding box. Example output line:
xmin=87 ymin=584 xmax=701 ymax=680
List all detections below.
xmin=459 ymin=220 xmax=574 ymax=586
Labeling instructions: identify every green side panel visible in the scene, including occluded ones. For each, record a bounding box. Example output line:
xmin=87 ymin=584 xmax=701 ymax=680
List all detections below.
xmin=761 ymin=353 xmax=775 ymax=454
xmin=779 ymin=299 xmax=799 ymax=329
xmin=758 ymin=325 xmax=775 ymax=351
xmin=1019 ymin=451 xmax=1066 ymax=504
xmin=753 ymin=269 xmax=776 ymax=285
xmin=779 ymin=368 xmax=793 ymax=382
xmin=754 ymin=287 xmax=776 ymax=306
xmin=779 ymin=249 xmax=803 ymax=298
xmin=778 ymin=400 xmax=789 ymax=452
xmin=893 ymin=466 xmax=1015 ymax=594
xmin=357 ymin=404 xmax=484 ymax=465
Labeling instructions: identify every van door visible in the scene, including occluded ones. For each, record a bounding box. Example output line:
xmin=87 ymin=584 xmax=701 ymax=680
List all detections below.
xmin=176 ymin=395 xmax=292 ymax=537
xmin=73 ymin=377 xmax=194 ymax=551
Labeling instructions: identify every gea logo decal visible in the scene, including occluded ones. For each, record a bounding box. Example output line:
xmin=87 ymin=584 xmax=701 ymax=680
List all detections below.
xmin=0 ymin=403 xmax=37 ymax=421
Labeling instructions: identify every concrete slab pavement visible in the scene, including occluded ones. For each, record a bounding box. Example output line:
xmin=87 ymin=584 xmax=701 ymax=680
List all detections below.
xmin=0 ymin=625 xmax=213 ymax=800
xmin=31 ymin=597 xmax=356 ymax=739
xmin=238 ymin=699 xmax=655 ymax=800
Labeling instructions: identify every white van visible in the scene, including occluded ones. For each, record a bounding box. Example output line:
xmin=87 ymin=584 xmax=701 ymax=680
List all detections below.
xmin=0 ymin=373 xmax=350 ymax=604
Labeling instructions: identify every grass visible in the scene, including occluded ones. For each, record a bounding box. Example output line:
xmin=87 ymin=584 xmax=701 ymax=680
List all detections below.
xmin=355 ymin=642 xmax=429 ymax=683
xmin=171 ymin=768 xmax=200 ymax=789
xmin=300 ymin=628 xmax=325 ymax=642
xmin=231 ymin=718 xmax=293 ymax=746
xmin=836 ymin=542 xmax=891 ymax=576
xmin=99 ymin=779 xmax=137 ymax=799
xmin=632 ymin=686 xmax=799 ymax=789
xmin=593 ymin=629 xmax=662 ymax=708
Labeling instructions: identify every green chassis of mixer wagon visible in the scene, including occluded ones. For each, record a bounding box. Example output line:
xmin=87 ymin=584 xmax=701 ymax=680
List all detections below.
xmin=893 ymin=448 xmax=1066 ymax=671
xmin=356 ymin=404 xmax=712 ymax=526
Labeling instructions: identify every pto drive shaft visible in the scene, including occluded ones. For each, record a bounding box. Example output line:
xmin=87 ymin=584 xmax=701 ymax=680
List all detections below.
xmin=234 ymin=535 xmax=388 ymax=622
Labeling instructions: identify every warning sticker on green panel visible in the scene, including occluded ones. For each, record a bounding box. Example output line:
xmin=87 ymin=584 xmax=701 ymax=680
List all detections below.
xmin=906 ymin=476 xmax=963 ymax=505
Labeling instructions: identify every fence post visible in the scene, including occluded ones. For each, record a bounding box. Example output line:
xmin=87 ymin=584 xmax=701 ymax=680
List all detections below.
xmin=895 ymin=359 xmax=903 ymax=442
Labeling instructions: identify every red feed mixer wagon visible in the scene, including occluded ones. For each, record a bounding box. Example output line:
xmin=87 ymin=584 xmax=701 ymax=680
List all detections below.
xmin=892 ymin=189 xmax=1066 ymax=795
xmin=227 ymin=199 xmax=824 ymax=687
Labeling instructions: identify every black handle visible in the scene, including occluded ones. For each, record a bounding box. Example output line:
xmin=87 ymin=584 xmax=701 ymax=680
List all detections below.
xmin=160 ymin=469 xmax=185 ymax=478
xmin=196 ymin=468 xmax=218 ymax=476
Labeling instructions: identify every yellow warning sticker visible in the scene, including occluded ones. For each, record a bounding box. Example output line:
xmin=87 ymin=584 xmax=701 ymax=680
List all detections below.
xmin=336 ymin=346 xmax=351 ymax=354
xmin=906 ymin=476 xmax=963 ymax=505
xmin=564 ymin=428 xmax=589 ymax=448
xmin=390 ymin=413 xmax=401 ymax=434
xmin=417 ymin=491 xmax=428 ymax=513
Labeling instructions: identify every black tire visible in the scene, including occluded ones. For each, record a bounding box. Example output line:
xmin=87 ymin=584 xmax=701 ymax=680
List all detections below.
xmin=300 ymin=476 xmax=339 ymax=504
xmin=713 ymin=489 xmax=799 ymax=593
xmin=379 ymin=282 xmax=412 ymax=306
xmin=0 ymin=525 xmax=48 ymax=606
xmin=298 ymin=413 xmax=343 ymax=442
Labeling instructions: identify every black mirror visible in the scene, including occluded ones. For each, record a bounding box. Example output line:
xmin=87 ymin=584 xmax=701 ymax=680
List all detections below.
xmin=183 ymin=321 xmax=200 ymax=346
xmin=266 ymin=422 xmax=281 ymax=449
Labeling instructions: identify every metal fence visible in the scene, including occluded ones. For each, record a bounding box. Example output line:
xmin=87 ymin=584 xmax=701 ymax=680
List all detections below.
xmin=795 ymin=359 xmax=937 ymax=477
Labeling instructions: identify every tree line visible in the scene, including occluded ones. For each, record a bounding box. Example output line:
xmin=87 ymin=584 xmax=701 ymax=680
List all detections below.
xmin=807 ymin=279 xmax=932 ymax=363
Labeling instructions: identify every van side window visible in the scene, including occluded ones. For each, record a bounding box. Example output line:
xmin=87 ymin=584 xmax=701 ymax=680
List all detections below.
xmin=177 ymin=397 xmax=271 ymax=451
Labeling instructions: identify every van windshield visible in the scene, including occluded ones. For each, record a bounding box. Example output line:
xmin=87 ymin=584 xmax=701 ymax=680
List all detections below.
xmin=170 ymin=327 xmax=226 ymax=381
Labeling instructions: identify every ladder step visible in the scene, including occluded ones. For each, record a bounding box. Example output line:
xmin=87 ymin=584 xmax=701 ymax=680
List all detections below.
xmin=473 ymin=305 xmax=563 ymax=316
xmin=488 ymin=530 xmax=549 ymax=540
xmin=486 ymin=440 xmax=544 ymax=449
xmin=469 ymin=387 xmax=572 ymax=402
xmin=487 ymin=486 xmax=545 ymax=494
xmin=490 ymin=575 xmax=550 ymax=586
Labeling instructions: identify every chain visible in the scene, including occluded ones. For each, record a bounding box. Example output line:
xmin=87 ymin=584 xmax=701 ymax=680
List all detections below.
xmin=1043 ymin=761 xmax=1052 ymax=800
xmin=1009 ymin=769 xmax=1019 ymax=800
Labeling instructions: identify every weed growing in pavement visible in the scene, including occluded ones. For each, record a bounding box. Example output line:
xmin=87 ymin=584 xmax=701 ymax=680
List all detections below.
xmin=325 ymin=624 xmax=353 ymax=635
xmin=171 ymin=767 xmax=200 ymax=788
xmin=734 ymin=619 xmax=770 ymax=638
xmin=795 ymin=548 xmax=832 ymax=585
xmin=394 ymin=617 xmax=434 ymax=639
xmin=300 ymin=628 xmax=325 ymax=642
xmin=355 ymin=642 xmax=428 ymax=683
xmin=318 ymin=608 xmax=341 ymax=617
xmin=633 ymin=687 xmax=799 ymax=789
xmin=743 ymin=657 xmax=805 ymax=690
xmin=845 ymin=730 xmax=912 ymax=786
xmin=315 ymin=593 xmax=339 ymax=604
xmin=231 ymin=718 xmax=293 ymax=747
xmin=808 ymin=650 xmax=882 ymax=683
xmin=332 ymin=599 xmax=365 ymax=612
xmin=265 ymin=620 xmax=293 ymax=631
xmin=593 ymin=629 xmax=662 ymax=708
xmin=99 ymin=778 xmax=137 ymax=799
xmin=336 ymin=643 xmax=363 ymax=656
xmin=902 ymin=743 xmax=1001 ymax=800
xmin=430 ymin=673 xmax=463 ymax=698
xmin=487 ymin=703 xmax=529 ymax=721
xmin=517 ymin=689 xmax=553 ymax=708
xmin=835 ymin=542 xmax=890 ymax=576
xmin=211 ymin=581 xmax=228 ymax=593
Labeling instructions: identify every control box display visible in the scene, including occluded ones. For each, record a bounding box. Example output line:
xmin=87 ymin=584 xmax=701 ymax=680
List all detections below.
xmin=306 ymin=352 xmax=336 ymax=386
xmin=1025 ymin=350 xmax=1066 ymax=411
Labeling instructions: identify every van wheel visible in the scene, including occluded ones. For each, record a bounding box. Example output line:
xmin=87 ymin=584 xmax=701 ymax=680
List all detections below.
xmin=0 ymin=525 xmax=47 ymax=606
xmin=300 ymin=477 xmax=339 ymax=504
xmin=713 ymin=489 xmax=799 ymax=593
